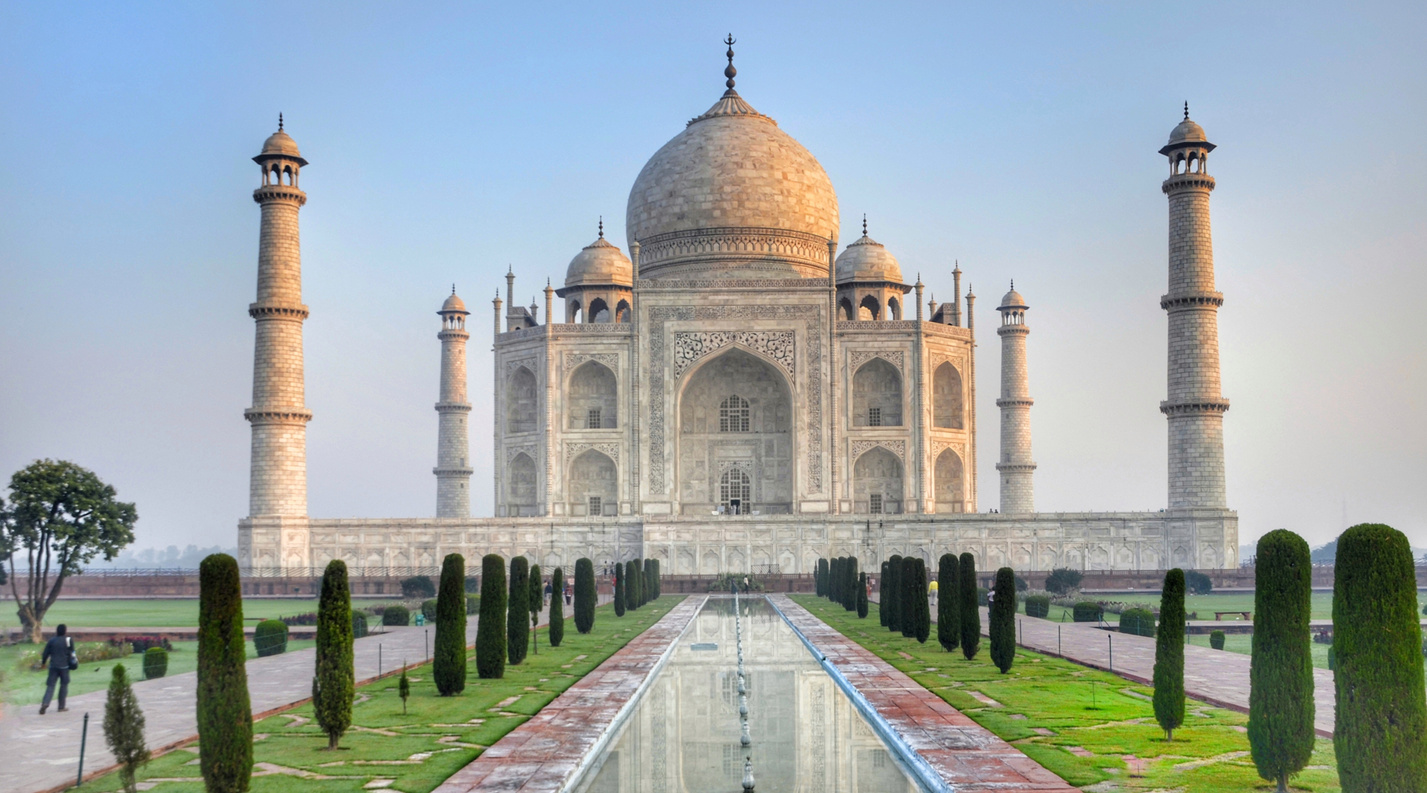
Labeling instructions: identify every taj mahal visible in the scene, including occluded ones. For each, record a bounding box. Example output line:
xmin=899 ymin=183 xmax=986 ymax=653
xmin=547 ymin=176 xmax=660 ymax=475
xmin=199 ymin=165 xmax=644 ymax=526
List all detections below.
xmin=237 ymin=43 xmax=1237 ymax=575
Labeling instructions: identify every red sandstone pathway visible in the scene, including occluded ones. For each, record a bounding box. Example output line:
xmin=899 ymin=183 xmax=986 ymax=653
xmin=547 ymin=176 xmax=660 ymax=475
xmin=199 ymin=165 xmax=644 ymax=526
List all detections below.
xmin=773 ymin=595 xmax=1077 ymax=792
xmin=432 ymin=595 xmax=707 ymax=793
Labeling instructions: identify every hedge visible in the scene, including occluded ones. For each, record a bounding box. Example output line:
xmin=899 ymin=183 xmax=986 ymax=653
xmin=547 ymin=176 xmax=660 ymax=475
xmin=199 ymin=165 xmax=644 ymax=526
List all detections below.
xmin=1248 ymin=529 xmax=1314 ymax=793
xmin=197 ymin=553 xmax=252 ymax=793
xmin=574 ymin=558 xmax=596 ymax=634
xmin=433 ymin=553 xmax=466 ymax=696
xmin=1210 ymin=630 xmax=1226 ymax=650
xmin=253 ymin=620 xmax=289 ymax=657
xmin=476 ymin=554 xmax=507 ymax=679
xmin=142 ymin=646 xmax=168 ymax=680
xmin=1073 ymin=602 xmax=1103 ymax=623
xmin=382 ymin=604 xmax=410 ymax=626
xmin=1119 ymin=608 xmax=1156 ymax=638
xmin=1023 ymin=594 xmax=1050 ymax=619
xmin=421 ymin=599 xmax=438 ymax=622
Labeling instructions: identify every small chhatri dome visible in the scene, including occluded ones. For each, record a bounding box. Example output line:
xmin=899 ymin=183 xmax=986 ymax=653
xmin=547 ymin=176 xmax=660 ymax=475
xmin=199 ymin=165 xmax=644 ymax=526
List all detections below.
xmin=565 ymin=223 xmax=633 ymax=288
xmin=1162 ymin=103 xmax=1214 ymax=154
xmin=256 ymin=114 xmax=308 ymax=165
xmin=999 ymin=281 xmax=1027 ymax=310
xmin=441 ymin=286 xmax=467 ymax=313
xmin=835 ymin=219 xmax=903 ymax=284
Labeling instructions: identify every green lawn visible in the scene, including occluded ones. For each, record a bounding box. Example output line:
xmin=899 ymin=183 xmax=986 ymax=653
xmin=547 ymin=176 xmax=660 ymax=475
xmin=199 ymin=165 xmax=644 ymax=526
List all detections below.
xmin=1 ymin=597 xmax=400 ymax=631
xmin=1 ymin=638 xmax=318 ymax=706
xmin=78 ymin=596 xmax=685 ymax=793
xmin=1021 ymin=591 xmax=1427 ymax=624
xmin=794 ymin=595 xmax=1341 ymax=793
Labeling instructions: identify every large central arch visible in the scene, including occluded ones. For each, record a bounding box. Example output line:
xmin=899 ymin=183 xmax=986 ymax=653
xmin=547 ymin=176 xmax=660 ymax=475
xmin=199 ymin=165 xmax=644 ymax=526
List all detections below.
xmin=676 ymin=347 xmax=794 ymax=515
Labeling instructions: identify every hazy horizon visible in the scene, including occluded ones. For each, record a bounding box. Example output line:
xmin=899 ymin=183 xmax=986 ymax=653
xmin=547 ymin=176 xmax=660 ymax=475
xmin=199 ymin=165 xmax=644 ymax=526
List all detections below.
xmin=2 ymin=2 xmax=1423 ymax=554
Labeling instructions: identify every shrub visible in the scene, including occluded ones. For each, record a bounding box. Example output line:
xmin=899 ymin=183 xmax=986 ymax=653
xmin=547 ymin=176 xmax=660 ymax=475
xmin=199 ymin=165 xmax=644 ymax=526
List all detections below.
xmin=142 ymin=647 xmax=168 ymax=680
xmin=507 ymin=556 xmax=529 ymax=665
xmin=1153 ymin=569 xmax=1186 ymax=741
xmin=574 ymin=558 xmax=596 ymax=634
xmin=989 ymin=567 xmax=1017 ymax=673
xmin=959 ymin=553 xmax=980 ymax=660
xmin=197 ymin=554 xmax=252 ymax=793
xmin=1119 ymin=608 xmax=1156 ymax=638
xmin=433 ymin=553 xmax=466 ymax=696
xmin=977 ymin=587 xmax=989 ymax=606
xmin=103 ymin=664 xmax=150 ymax=793
xmin=382 ymin=605 xmax=410 ymax=626
xmin=1073 ymin=602 xmax=1103 ymax=622
xmin=1210 ymin=630 xmax=1226 ymax=650
xmin=885 ymin=555 xmax=902 ymax=633
xmin=1333 ymin=524 xmax=1427 ymax=791
xmin=549 ymin=566 xmax=565 ymax=646
xmin=614 ymin=562 xmax=626 ymax=617
xmin=465 ymin=576 xmax=479 ymax=594
xmin=937 ymin=554 xmax=960 ymax=651
xmin=72 ymin=642 xmax=129 ymax=664
xmin=1014 ymin=575 xmax=1028 ymax=592
xmin=1248 ymin=529 xmax=1314 ymax=793
xmin=400 ymin=575 xmax=436 ymax=600
xmin=253 ymin=620 xmax=289 ymax=657
xmin=1023 ymin=594 xmax=1050 ymax=619
xmin=466 ymin=596 xmax=480 ymax=614
xmin=1185 ymin=569 xmax=1214 ymax=595
xmin=476 ymin=554 xmax=507 ymax=679
xmin=857 ymin=572 xmax=868 ymax=618
xmin=280 ymin=612 xmax=317 ymax=627
xmin=351 ymin=613 xmax=368 ymax=639
xmin=314 ymin=560 xmax=354 ymax=750
xmin=421 ymin=599 xmax=438 ymax=622
xmin=1044 ymin=567 xmax=1083 ymax=596
xmin=124 ymin=636 xmax=172 ymax=654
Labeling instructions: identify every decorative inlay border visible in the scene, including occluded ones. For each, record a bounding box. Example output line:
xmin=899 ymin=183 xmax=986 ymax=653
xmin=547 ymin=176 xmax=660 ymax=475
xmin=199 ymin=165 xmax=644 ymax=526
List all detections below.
xmin=930 ymin=439 xmax=962 ymax=460
xmin=673 ymin=331 xmax=795 ymax=379
xmin=563 ymin=352 xmax=619 ymax=372
xmin=851 ymin=439 xmax=905 ymax=462
xmin=638 ymin=226 xmax=833 ymax=270
xmin=505 ymin=444 xmax=536 ymax=464
xmin=648 ymin=304 xmax=823 ymax=495
xmin=849 ymin=349 xmax=903 ymax=373
xmin=505 ymin=357 xmax=538 ymax=376
xmin=565 ymin=441 xmax=619 ymax=464
xmin=637 ymin=277 xmax=830 ymax=291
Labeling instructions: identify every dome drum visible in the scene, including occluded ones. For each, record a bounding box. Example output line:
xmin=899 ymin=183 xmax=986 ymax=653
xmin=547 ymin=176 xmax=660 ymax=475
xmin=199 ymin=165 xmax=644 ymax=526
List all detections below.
xmin=635 ymin=226 xmax=835 ymax=280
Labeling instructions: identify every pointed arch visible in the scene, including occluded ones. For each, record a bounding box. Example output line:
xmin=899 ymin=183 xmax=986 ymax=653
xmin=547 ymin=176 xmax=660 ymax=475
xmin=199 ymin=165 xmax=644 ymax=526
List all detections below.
xmin=568 ymin=449 xmax=617 ymax=516
xmin=933 ymin=362 xmax=964 ymax=429
xmin=933 ymin=447 xmax=965 ymax=513
xmin=506 ymin=366 xmax=538 ymax=433
xmin=853 ymin=446 xmax=903 ymax=514
xmin=588 ymin=297 xmax=610 ymax=323
xmin=839 ymin=297 xmax=855 ymax=321
xmin=615 ymin=299 xmax=631 ymax=323
xmin=566 ymin=299 xmax=583 ymax=324
xmin=568 ymin=360 xmax=617 ymax=429
xmin=858 ymin=294 xmax=881 ymax=320
xmin=887 ymin=296 xmax=901 ymax=320
xmin=852 ymin=357 xmax=902 ymax=426
xmin=507 ymin=451 xmax=538 ymax=516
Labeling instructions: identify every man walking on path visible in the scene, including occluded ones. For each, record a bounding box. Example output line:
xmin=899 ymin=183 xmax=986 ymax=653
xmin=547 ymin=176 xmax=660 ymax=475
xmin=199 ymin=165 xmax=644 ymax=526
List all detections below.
xmin=39 ymin=623 xmax=74 ymax=715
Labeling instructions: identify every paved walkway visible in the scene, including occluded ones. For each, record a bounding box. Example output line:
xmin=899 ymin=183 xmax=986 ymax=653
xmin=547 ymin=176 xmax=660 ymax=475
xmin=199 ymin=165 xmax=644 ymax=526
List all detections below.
xmin=433 ymin=596 xmax=707 ymax=793
xmin=1 ymin=595 xmax=589 ymax=793
xmin=775 ymin=595 xmax=1076 ymax=792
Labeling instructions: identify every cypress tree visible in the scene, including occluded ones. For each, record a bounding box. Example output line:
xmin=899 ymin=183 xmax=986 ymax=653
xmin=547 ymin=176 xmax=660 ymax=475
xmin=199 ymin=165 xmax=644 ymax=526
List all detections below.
xmin=879 ymin=562 xmax=890 ymax=627
xmin=912 ymin=560 xmax=931 ymax=643
xmin=1333 ymin=523 xmax=1427 ymax=791
xmin=1154 ymin=568 xmax=1186 ymax=740
xmin=642 ymin=559 xmax=652 ymax=605
xmin=816 ymin=558 xmax=826 ymax=597
xmin=829 ymin=557 xmax=839 ymax=603
xmin=653 ymin=559 xmax=661 ymax=599
xmin=574 ymin=558 xmax=596 ymax=633
xmin=197 ymin=554 xmax=252 ymax=793
xmin=549 ymin=566 xmax=565 ymax=647
xmin=901 ymin=556 xmax=919 ymax=638
xmin=857 ymin=572 xmax=869 ymax=618
xmin=844 ymin=557 xmax=859 ymax=611
xmin=398 ymin=668 xmax=410 ymax=714
xmin=990 ymin=567 xmax=1017 ymax=672
xmin=937 ymin=553 xmax=960 ymax=652
xmin=885 ymin=555 xmax=902 ymax=633
xmin=626 ymin=559 xmax=641 ymax=610
xmin=528 ymin=564 xmax=543 ymax=654
xmin=314 ymin=560 xmax=354 ymax=750
xmin=476 ymin=554 xmax=507 ymax=679
xmin=1249 ymin=530 xmax=1314 ymax=793
xmin=613 ymin=562 xmax=626 ymax=617
xmin=823 ymin=558 xmax=832 ymax=599
xmin=507 ymin=556 xmax=529 ymax=665
xmin=433 ymin=553 xmax=466 ymax=696
xmin=103 ymin=663 xmax=150 ymax=793
xmin=959 ymin=552 xmax=980 ymax=660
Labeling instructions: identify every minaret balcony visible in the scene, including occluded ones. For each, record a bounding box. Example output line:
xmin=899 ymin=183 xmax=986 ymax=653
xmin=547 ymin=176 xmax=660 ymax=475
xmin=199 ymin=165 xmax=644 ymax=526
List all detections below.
xmin=1160 ymin=399 xmax=1230 ymax=416
xmin=252 ymin=184 xmax=307 ymax=205
xmin=1159 ymin=291 xmax=1224 ymax=311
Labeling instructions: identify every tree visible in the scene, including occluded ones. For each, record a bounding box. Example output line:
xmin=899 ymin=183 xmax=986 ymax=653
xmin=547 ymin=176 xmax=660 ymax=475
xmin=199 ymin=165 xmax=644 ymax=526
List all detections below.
xmin=398 ymin=667 xmax=410 ymax=714
xmin=1333 ymin=524 xmax=1427 ymax=791
xmin=507 ymin=556 xmax=529 ymax=665
xmin=1153 ymin=568 xmax=1186 ymax=740
xmin=476 ymin=554 xmax=507 ymax=679
xmin=549 ymin=566 xmax=565 ymax=647
xmin=314 ymin=560 xmax=354 ymax=750
xmin=1185 ymin=569 xmax=1214 ymax=595
xmin=1249 ymin=529 xmax=1314 ymax=793
xmin=959 ymin=553 xmax=980 ymax=660
xmin=626 ymin=559 xmax=641 ymax=610
xmin=1043 ymin=567 xmax=1082 ymax=596
xmin=844 ymin=556 xmax=859 ymax=612
xmin=885 ymin=555 xmax=902 ymax=633
xmin=528 ymin=563 xmax=543 ymax=655
xmin=254 ymin=619 xmax=288 ymax=657
xmin=197 ymin=554 xmax=252 ymax=793
xmin=433 ymin=553 xmax=466 ymax=696
xmin=652 ymin=558 xmax=661 ymax=600
xmin=816 ymin=558 xmax=826 ymax=597
xmin=2 ymin=460 xmax=137 ymax=642
xmin=102 ymin=664 xmax=150 ymax=793
xmin=574 ymin=558 xmax=596 ymax=633
xmin=857 ymin=572 xmax=869 ymax=618
xmin=913 ymin=560 xmax=931 ymax=643
xmin=900 ymin=557 xmax=918 ymax=638
xmin=613 ymin=562 xmax=626 ymax=617
xmin=878 ymin=562 xmax=889 ymax=627
xmin=990 ymin=567 xmax=1017 ymax=673
xmin=642 ymin=559 xmax=653 ymax=605
xmin=400 ymin=575 xmax=436 ymax=600
xmin=937 ymin=554 xmax=960 ymax=652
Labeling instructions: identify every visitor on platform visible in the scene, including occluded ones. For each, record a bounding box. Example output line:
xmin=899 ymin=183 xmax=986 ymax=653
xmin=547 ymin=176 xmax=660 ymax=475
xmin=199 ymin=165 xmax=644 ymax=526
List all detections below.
xmin=565 ymin=578 xmax=573 ymax=605
xmin=930 ymin=578 xmax=939 ymax=603
xmin=544 ymin=580 xmax=553 ymax=606
xmin=39 ymin=624 xmax=74 ymax=715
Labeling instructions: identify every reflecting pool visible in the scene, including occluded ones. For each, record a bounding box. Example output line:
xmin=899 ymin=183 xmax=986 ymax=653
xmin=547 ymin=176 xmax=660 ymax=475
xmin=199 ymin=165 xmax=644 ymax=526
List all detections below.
xmin=573 ymin=597 xmax=922 ymax=792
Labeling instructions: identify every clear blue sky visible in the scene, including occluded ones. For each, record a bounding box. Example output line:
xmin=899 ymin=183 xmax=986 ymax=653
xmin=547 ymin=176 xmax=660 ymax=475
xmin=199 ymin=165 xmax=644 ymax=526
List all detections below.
xmin=2 ymin=2 xmax=1423 ymax=553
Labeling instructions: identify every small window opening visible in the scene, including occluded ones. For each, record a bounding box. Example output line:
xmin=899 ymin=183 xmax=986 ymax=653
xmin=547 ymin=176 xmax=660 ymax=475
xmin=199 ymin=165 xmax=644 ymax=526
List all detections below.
xmin=869 ymin=494 xmax=883 ymax=514
xmin=587 ymin=408 xmax=602 ymax=429
xmin=868 ymin=407 xmax=882 ymax=427
xmin=719 ymin=395 xmax=750 ymax=433
xmin=588 ymin=496 xmax=602 ymax=516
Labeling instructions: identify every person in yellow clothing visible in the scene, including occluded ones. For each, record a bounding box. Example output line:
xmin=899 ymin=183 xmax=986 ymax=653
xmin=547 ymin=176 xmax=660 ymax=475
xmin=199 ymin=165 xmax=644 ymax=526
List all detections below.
xmin=929 ymin=578 xmax=939 ymax=605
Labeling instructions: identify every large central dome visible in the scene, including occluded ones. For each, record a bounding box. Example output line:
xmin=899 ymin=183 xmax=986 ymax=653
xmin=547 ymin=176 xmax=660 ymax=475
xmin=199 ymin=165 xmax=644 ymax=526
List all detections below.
xmin=626 ymin=85 xmax=839 ymax=280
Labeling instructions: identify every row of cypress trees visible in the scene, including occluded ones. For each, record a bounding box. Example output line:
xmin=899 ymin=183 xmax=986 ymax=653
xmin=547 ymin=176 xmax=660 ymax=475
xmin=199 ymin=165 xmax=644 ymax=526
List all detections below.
xmin=815 ymin=556 xmax=870 ymax=617
xmin=612 ymin=557 xmax=661 ymax=615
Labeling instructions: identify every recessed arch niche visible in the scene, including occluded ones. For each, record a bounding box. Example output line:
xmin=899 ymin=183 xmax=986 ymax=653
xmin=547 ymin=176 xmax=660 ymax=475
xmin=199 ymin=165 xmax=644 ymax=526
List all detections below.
xmin=852 ymin=357 xmax=902 ymax=426
xmin=932 ymin=362 xmax=964 ymax=429
xmin=568 ymin=449 xmax=617 ymax=516
xmin=506 ymin=366 xmax=538 ymax=434
xmin=933 ymin=448 xmax=966 ymax=513
xmin=568 ymin=361 xmax=617 ymax=429
xmin=853 ymin=446 xmax=903 ymax=514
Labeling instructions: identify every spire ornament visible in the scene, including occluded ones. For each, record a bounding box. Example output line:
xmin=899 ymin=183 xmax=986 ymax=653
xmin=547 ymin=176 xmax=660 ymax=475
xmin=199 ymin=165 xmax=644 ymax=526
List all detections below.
xmin=862 ymin=214 xmax=868 ymax=237
xmin=1184 ymin=101 xmax=1189 ymax=120
xmin=724 ymin=34 xmax=737 ymax=92
xmin=278 ymin=113 xmax=284 ymax=131
xmin=598 ymin=216 xmax=604 ymax=238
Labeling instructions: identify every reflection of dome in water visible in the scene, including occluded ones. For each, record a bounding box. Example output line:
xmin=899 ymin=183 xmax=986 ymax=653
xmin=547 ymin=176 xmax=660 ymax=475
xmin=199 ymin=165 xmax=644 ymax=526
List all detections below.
xmin=626 ymin=57 xmax=839 ymax=280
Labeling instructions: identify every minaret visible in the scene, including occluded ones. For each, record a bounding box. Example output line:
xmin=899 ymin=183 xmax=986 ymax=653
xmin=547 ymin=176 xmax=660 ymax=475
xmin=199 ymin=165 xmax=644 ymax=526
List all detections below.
xmin=1160 ymin=104 xmax=1228 ymax=509
xmin=435 ymin=288 xmax=473 ymax=518
xmin=996 ymin=282 xmax=1035 ymax=513
xmin=243 ymin=116 xmax=311 ymax=570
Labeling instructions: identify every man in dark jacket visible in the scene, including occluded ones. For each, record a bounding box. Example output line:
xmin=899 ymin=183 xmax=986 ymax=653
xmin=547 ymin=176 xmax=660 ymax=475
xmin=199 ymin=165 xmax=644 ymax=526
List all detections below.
xmin=39 ymin=623 xmax=73 ymax=714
